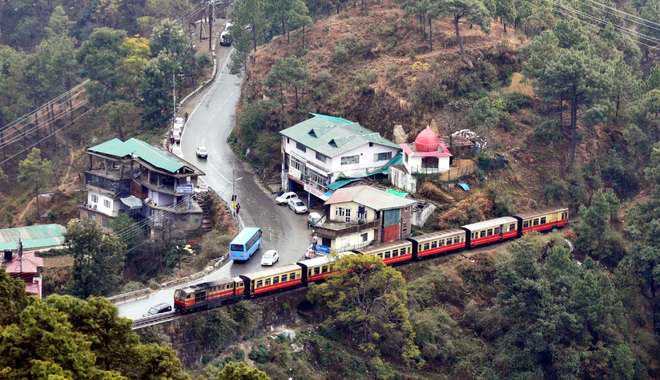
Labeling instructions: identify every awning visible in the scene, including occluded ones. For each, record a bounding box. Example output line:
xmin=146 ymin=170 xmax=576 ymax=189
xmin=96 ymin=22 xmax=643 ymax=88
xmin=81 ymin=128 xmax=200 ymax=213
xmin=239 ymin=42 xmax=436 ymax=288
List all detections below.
xmin=458 ymin=183 xmax=470 ymax=191
xmin=327 ymin=178 xmax=361 ymax=191
xmin=386 ymin=188 xmax=408 ymax=197
xmin=120 ymin=196 xmax=143 ymax=209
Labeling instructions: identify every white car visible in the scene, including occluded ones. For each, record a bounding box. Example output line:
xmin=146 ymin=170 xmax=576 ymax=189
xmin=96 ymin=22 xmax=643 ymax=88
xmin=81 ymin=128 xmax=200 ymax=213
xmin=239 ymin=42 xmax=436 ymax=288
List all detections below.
xmin=196 ymin=145 xmax=208 ymax=159
xmin=288 ymin=198 xmax=308 ymax=214
xmin=261 ymin=249 xmax=279 ymax=266
xmin=143 ymin=303 xmax=172 ymax=317
xmin=275 ymin=192 xmax=298 ymax=205
xmin=308 ymin=212 xmax=323 ymax=226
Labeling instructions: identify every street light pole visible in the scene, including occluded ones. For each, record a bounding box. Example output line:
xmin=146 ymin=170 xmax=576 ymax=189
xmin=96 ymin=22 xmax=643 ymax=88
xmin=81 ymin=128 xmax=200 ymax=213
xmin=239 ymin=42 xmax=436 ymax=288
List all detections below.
xmin=172 ymin=71 xmax=177 ymax=121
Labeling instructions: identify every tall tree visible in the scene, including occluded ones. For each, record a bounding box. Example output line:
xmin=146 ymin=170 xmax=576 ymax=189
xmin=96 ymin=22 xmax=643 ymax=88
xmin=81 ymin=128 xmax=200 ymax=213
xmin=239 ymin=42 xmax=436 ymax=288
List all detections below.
xmin=65 ymin=219 xmax=127 ymax=298
xmin=140 ymin=52 xmax=179 ymax=129
xmin=17 ymin=148 xmax=54 ymax=219
xmin=232 ymin=0 xmax=267 ymax=62
xmin=438 ymin=0 xmax=492 ymax=57
xmin=307 ymin=255 xmax=421 ymax=365
xmin=494 ymin=0 xmax=516 ymax=32
xmin=265 ymin=56 xmax=309 ymax=111
xmin=212 ymin=361 xmax=270 ymax=380
xmin=0 ymin=270 xmax=29 ymax=326
xmin=78 ymin=27 xmax=129 ymax=105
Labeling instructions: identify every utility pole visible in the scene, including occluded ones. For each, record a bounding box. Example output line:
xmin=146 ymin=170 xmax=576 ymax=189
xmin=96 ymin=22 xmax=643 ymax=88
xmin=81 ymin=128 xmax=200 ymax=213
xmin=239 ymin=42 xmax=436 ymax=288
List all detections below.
xmin=172 ymin=71 xmax=177 ymax=122
xmin=18 ymin=238 xmax=23 ymax=274
xmin=208 ymin=0 xmax=214 ymax=51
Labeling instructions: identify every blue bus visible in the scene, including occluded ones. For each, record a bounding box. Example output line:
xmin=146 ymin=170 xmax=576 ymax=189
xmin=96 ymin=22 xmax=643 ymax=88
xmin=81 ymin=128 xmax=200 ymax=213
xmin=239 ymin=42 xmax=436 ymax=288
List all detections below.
xmin=229 ymin=227 xmax=262 ymax=261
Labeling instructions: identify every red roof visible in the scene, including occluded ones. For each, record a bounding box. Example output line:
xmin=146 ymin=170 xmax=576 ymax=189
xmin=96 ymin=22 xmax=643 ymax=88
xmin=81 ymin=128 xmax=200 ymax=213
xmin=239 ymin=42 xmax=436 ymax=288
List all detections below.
xmin=402 ymin=127 xmax=452 ymax=158
xmin=3 ymin=251 xmax=43 ymax=274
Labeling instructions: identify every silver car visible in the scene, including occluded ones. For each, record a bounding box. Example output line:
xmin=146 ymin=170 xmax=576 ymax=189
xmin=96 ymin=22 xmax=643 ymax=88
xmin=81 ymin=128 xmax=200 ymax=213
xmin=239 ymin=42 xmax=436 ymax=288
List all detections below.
xmin=288 ymin=198 xmax=308 ymax=214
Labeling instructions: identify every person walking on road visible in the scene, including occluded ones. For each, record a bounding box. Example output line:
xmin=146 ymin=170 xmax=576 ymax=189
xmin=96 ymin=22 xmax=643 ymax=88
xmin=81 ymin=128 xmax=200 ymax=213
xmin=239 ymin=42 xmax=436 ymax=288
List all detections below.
xmin=235 ymin=202 xmax=240 ymax=215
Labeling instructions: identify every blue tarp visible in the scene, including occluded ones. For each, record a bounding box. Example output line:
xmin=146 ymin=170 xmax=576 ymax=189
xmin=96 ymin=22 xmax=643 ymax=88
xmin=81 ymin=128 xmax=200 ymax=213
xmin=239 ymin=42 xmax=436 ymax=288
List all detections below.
xmin=458 ymin=183 xmax=470 ymax=191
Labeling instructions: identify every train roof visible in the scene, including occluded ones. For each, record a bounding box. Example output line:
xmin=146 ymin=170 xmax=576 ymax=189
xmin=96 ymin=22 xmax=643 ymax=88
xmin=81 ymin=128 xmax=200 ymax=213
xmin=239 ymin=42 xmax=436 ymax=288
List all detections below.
xmin=179 ymin=278 xmax=233 ymax=293
xmin=516 ymin=207 xmax=568 ymax=219
xmin=357 ymin=239 xmax=412 ymax=253
xmin=462 ymin=216 xmax=518 ymax=231
xmin=241 ymin=264 xmax=302 ymax=280
xmin=410 ymin=229 xmax=465 ymax=242
xmin=298 ymin=252 xmax=354 ymax=268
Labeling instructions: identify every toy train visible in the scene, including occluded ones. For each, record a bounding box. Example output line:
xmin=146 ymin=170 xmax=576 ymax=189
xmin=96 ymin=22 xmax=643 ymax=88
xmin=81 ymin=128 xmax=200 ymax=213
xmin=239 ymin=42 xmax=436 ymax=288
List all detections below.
xmin=174 ymin=207 xmax=569 ymax=313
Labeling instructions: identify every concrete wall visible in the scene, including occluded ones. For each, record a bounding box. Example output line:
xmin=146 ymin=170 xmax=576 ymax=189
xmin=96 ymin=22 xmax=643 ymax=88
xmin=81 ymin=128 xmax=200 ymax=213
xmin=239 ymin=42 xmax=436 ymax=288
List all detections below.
xmin=389 ymin=167 xmax=417 ymax=193
xmin=328 ymin=202 xmax=377 ymax=223
xmin=403 ymin=154 xmax=450 ymax=174
xmin=87 ymin=191 xmax=118 ymax=217
xmin=331 ymin=228 xmax=376 ymax=251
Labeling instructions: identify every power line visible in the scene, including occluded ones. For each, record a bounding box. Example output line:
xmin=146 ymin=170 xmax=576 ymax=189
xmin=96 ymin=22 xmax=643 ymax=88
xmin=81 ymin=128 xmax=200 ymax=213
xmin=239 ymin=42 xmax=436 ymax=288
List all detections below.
xmin=581 ymin=0 xmax=660 ymax=30
xmin=0 ymin=107 xmax=96 ymax=167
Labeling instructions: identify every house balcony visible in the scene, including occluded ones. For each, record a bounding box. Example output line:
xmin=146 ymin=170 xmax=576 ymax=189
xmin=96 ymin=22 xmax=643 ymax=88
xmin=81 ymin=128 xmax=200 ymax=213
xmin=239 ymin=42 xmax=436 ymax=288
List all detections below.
xmin=79 ymin=203 xmax=119 ymax=218
xmin=313 ymin=218 xmax=380 ymax=239
xmin=144 ymin=198 xmax=203 ymax=215
xmin=84 ymin=171 xmax=131 ymax=196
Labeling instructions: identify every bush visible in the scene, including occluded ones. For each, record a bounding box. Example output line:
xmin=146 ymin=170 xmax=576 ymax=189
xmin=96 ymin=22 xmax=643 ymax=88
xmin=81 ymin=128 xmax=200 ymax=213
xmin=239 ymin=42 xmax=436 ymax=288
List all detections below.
xmin=331 ymin=37 xmax=374 ymax=64
xmin=409 ymin=72 xmax=448 ymax=110
xmin=533 ymin=119 xmax=564 ymax=143
xmin=469 ymin=95 xmax=508 ymax=130
xmin=543 ymin=179 xmax=568 ymax=203
xmin=503 ymin=92 xmax=534 ymax=111
xmin=248 ymin=343 xmax=272 ymax=364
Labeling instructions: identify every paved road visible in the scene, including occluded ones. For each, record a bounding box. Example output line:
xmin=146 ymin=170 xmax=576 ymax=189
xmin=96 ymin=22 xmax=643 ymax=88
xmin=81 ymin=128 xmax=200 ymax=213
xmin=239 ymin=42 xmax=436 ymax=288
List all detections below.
xmin=116 ymin=46 xmax=310 ymax=320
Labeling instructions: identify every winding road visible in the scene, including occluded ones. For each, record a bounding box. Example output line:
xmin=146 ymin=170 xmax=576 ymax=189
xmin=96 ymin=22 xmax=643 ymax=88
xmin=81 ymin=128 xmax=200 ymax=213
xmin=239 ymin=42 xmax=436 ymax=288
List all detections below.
xmin=116 ymin=45 xmax=310 ymax=320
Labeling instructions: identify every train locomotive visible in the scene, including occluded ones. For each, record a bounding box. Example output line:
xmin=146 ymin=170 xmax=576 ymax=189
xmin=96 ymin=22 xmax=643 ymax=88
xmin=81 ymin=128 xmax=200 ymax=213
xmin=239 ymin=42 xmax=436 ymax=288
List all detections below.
xmin=173 ymin=207 xmax=569 ymax=313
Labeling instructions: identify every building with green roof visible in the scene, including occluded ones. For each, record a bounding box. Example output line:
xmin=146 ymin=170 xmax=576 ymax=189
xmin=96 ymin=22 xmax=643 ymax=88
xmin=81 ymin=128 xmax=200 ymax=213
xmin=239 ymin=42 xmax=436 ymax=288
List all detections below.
xmin=81 ymin=138 xmax=204 ymax=237
xmin=280 ymin=113 xmax=401 ymax=202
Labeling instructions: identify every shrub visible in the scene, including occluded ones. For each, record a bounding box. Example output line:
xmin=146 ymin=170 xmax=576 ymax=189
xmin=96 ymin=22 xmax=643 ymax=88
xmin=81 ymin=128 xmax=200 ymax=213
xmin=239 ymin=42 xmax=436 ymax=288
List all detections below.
xmin=249 ymin=343 xmax=272 ymax=364
xmin=503 ymin=92 xmax=534 ymax=111
xmin=469 ymin=95 xmax=508 ymax=130
xmin=409 ymin=72 xmax=448 ymax=110
xmin=543 ymin=179 xmax=568 ymax=203
xmin=331 ymin=37 xmax=374 ymax=64
xmin=533 ymin=119 xmax=564 ymax=143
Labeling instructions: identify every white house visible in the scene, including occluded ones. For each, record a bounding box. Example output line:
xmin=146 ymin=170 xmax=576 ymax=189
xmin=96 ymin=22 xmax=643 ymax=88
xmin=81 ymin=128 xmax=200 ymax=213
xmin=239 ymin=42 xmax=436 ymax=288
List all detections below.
xmin=390 ymin=126 xmax=452 ymax=193
xmin=313 ymin=185 xmax=416 ymax=253
xmin=280 ymin=113 xmax=401 ymax=202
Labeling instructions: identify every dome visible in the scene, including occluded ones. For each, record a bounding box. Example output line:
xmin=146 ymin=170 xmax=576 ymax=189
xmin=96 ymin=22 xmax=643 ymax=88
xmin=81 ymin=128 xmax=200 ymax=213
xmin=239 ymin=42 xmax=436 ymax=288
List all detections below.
xmin=414 ymin=126 xmax=440 ymax=152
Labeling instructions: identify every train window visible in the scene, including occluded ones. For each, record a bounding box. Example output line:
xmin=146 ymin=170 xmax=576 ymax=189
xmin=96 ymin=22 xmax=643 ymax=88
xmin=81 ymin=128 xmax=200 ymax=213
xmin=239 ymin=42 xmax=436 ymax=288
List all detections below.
xmin=377 ymin=252 xmax=383 ymax=258
xmin=494 ymin=227 xmax=502 ymax=234
xmin=523 ymin=220 xmax=529 ymax=228
xmin=314 ymin=267 xmax=321 ymax=275
xmin=533 ymin=218 xmax=539 ymax=226
xmin=561 ymin=212 xmax=567 ymax=220
xmin=480 ymin=231 xmax=486 ymax=238
xmin=509 ymin=223 xmax=516 ymax=231
xmin=431 ymin=241 xmax=437 ymax=249
xmin=265 ymin=278 xmax=271 ymax=286
xmin=454 ymin=237 xmax=460 ymax=244
xmin=308 ymin=269 xmax=313 ymax=276
xmin=322 ymin=265 xmax=328 ymax=273
xmin=273 ymin=276 xmax=280 ymax=284
xmin=423 ymin=243 xmax=430 ymax=250
xmin=290 ymin=272 xmax=296 ymax=280
xmin=384 ymin=251 xmax=391 ymax=259
xmin=282 ymin=274 xmax=288 ymax=282
xmin=540 ymin=217 xmax=546 ymax=224
xmin=256 ymin=280 xmax=263 ymax=288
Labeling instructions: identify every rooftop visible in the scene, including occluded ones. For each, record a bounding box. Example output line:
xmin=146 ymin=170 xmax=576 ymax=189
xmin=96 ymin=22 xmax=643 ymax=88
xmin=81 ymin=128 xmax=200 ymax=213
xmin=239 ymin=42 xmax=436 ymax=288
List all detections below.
xmin=325 ymin=185 xmax=417 ymax=211
xmin=0 ymin=224 xmax=66 ymax=251
xmin=280 ymin=113 xmax=399 ymax=157
xmin=241 ymin=264 xmax=302 ymax=279
xmin=411 ymin=229 xmax=466 ymax=242
xmin=88 ymin=138 xmax=202 ymax=175
xmin=462 ymin=217 xmax=518 ymax=231
xmin=2 ymin=250 xmax=43 ymax=275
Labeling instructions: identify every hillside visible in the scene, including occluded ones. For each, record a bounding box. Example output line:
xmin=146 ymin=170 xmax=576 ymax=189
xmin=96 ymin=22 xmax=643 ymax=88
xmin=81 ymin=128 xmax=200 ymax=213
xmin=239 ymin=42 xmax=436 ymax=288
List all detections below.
xmin=231 ymin=0 xmax=657 ymax=224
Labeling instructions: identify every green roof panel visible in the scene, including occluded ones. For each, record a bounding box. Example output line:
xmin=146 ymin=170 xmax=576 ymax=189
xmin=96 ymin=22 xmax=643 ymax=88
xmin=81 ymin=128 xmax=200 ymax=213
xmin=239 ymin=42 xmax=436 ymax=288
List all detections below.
xmin=88 ymin=137 xmax=192 ymax=174
xmin=280 ymin=113 xmax=399 ymax=157
xmin=0 ymin=224 xmax=66 ymax=251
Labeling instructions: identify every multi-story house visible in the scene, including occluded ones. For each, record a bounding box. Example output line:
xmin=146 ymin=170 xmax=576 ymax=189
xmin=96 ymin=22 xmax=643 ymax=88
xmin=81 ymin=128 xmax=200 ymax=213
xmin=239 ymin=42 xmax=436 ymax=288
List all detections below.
xmin=280 ymin=113 xmax=400 ymax=202
xmin=80 ymin=138 xmax=204 ymax=236
xmin=312 ymin=185 xmax=416 ymax=253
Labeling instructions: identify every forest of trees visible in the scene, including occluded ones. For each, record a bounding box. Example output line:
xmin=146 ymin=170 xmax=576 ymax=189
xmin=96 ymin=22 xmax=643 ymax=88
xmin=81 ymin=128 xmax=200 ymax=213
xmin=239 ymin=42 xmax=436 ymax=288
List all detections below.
xmin=0 ymin=0 xmax=209 ymax=130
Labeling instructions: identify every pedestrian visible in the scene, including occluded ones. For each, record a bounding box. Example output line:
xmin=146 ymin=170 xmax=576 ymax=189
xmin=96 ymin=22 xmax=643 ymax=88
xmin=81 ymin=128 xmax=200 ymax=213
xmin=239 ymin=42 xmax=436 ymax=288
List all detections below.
xmin=236 ymin=202 xmax=240 ymax=215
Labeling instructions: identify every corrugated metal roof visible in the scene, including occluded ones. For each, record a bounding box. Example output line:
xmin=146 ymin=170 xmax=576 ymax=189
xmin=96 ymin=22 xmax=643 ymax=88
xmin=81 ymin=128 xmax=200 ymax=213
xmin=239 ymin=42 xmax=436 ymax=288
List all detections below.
xmin=325 ymin=185 xmax=416 ymax=211
xmin=0 ymin=224 xmax=66 ymax=251
xmin=88 ymin=138 xmax=196 ymax=174
xmin=280 ymin=113 xmax=399 ymax=157
xmin=462 ymin=217 xmax=517 ymax=231
xmin=410 ymin=229 xmax=465 ymax=243
xmin=241 ymin=264 xmax=302 ymax=279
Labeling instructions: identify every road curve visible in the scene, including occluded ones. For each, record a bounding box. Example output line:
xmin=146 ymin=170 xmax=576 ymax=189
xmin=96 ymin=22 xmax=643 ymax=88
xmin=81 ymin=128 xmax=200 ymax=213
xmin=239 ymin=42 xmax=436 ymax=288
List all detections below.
xmin=116 ymin=46 xmax=310 ymax=320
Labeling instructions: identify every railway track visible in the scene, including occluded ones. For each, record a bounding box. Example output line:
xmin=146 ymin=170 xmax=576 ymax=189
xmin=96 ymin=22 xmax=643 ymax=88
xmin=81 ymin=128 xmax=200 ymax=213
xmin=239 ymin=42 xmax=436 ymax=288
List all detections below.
xmin=132 ymin=312 xmax=181 ymax=330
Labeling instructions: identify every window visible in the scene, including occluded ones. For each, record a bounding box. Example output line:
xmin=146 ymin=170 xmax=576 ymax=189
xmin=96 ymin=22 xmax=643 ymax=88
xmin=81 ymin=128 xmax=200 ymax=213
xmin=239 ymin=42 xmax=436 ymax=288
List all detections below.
xmin=431 ymin=241 xmax=437 ymax=249
xmin=509 ymin=223 xmax=516 ymax=231
xmin=494 ymin=227 xmax=502 ymax=234
xmin=392 ymin=249 xmax=399 ymax=256
xmin=487 ymin=229 xmax=493 ymax=236
xmin=439 ymin=239 xmax=445 ymax=246
xmin=523 ymin=220 xmax=529 ymax=228
xmin=341 ymin=155 xmax=359 ymax=165
xmin=321 ymin=266 xmax=328 ymax=273
xmin=290 ymin=157 xmax=305 ymax=172
xmin=540 ymin=217 xmax=547 ymax=224
xmin=561 ymin=212 xmax=567 ymax=220
xmin=265 ymin=278 xmax=271 ymax=286
xmin=273 ymin=276 xmax=280 ymax=284
xmin=361 ymin=233 xmax=368 ymax=242
xmin=336 ymin=207 xmax=345 ymax=216
xmin=308 ymin=269 xmax=313 ymax=276
xmin=374 ymin=152 xmax=392 ymax=161
xmin=377 ymin=252 xmax=383 ymax=258
xmin=290 ymin=272 xmax=296 ymax=280
xmin=345 ymin=208 xmax=351 ymax=222
xmin=384 ymin=251 xmax=391 ymax=259
xmin=533 ymin=218 xmax=539 ymax=226
xmin=281 ymin=274 xmax=288 ymax=282
xmin=256 ymin=280 xmax=263 ymax=288
xmin=454 ymin=237 xmax=460 ymax=244
xmin=103 ymin=199 xmax=111 ymax=209
xmin=480 ymin=231 xmax=486 ymax=238
xmin=314 ymin=267 xmax=320 ymax=275
xmin=423 ymin=243 xmax=430 ymax=250
xmin=308 ymin=129 xmax=317 ymax=137
xmin=472 ymin=232 xmax=476 ymax=239
xmin=91 ymin=194 xmax=98 ymax=203
xmin=296 ymin=142 xmax=307 ymax=152
xmin=315 ymin=151 xmax=328 ymax=163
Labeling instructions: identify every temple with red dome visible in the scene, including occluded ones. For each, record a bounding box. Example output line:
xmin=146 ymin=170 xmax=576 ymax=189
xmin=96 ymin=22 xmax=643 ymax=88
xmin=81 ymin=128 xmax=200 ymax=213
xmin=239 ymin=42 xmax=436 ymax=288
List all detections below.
xmin=389 ymin=126 xmax=452 ymax=193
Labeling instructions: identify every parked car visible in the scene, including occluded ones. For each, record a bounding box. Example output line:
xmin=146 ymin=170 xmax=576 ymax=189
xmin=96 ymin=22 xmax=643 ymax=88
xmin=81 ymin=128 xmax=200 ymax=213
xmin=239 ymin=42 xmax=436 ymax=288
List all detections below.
xmin=260 ymin=249 xmax=279 ymax=266
xmin=288 ymin=198 xmax=308 ymax=214
xmin=196 ymin=145 xmax=208 ymax=159
xmin=144 ymin=303 xmax=172 ymax=317
xmin=219 ymin=22 xmax=233 ymax=46
xmin=308 ymin=212 xmax=323 ymax=227
xmin=275 ymin=191 xmax=298 ymax=205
